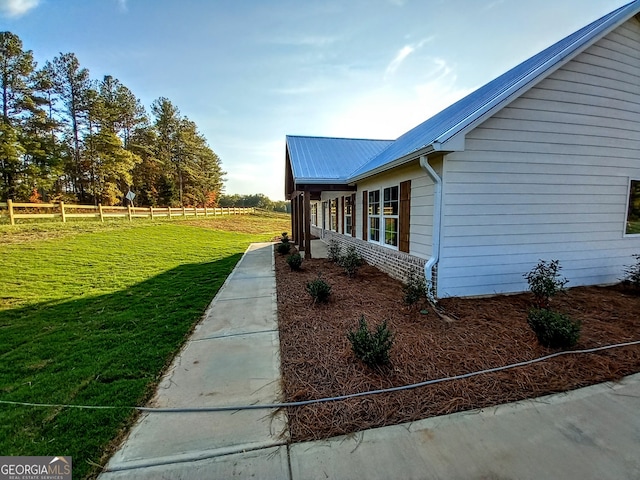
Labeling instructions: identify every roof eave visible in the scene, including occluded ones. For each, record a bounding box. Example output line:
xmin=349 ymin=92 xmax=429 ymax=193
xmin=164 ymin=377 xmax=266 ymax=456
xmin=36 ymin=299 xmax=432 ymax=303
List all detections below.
xmin=347 ymin=136 xmax=467 ymax=183
xmin=437 ymin=3 xmax=640 ymax=146
xmin=347 ymin=145 xmax=437 ymax=183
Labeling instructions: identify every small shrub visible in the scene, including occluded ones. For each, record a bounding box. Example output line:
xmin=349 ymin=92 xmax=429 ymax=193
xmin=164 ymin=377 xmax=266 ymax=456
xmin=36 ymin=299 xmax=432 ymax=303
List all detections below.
xmin=622 ymin=254 xmax=640 ymax=289
xmin=286 ymin=252 xmax=303 ymax=271
xmin=403 ymin=267 xmax=427 ymax=306
xmin=327 ymin=239 xmax=342 ymax=262
xmin=524 ymin=259 xmax=568 ymax=308
xmin=281 ymin=232 xmax=289 ymax=243
xmin=338 ymin=245 xmax=364 ymax=277
xmin=347 ymin=316 xmax=394 ymax=367
xmin=527 ymin=308 xmax=581 ymax=349
xmin=276 ymin=242 xmax=291 ymax=255
xmin=306 ymin=275 xmax=331 ymax=303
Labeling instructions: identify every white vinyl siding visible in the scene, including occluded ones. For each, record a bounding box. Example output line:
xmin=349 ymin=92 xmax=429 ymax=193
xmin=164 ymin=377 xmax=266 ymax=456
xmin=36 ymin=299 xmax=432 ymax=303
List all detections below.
xmin=437 ymin=18 xmax=640 ymax=298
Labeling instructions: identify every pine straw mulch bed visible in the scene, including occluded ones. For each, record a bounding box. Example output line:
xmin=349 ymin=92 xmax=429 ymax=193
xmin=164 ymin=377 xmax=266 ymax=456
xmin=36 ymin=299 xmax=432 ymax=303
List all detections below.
xmin=275 ymin=247 xmax=640 ymax=442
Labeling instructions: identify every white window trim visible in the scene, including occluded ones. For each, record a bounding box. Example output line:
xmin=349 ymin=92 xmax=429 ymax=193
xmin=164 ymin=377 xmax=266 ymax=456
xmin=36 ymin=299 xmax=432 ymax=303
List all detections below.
xmin=330 ymin=198 xmax=338 ymax=232
xmin=368 ymin=185 xmax=400 ymax=250
xmin=345 ymin=196 xmax=353 ymax=235
xmin=624 ymin=177 xmax=640 ymax=237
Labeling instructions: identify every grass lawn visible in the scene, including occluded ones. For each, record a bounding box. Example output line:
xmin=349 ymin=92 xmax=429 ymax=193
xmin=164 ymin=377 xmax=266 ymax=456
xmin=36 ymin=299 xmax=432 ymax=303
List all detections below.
xmin=0 ymin=213 xmax=290 ymax=479
xmin=627 ymin=220 xmax=640 ymax=235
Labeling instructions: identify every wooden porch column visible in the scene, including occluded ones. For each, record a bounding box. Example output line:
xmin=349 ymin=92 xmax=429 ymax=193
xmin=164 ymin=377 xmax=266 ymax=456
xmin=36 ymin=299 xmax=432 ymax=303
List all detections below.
xmin=291 ymin=196 xmax=298 ymax=244
xmin=304 ymin=191 xmax=312 ymax=259
xmin=297 ymin=194 xmax=304 ymax=251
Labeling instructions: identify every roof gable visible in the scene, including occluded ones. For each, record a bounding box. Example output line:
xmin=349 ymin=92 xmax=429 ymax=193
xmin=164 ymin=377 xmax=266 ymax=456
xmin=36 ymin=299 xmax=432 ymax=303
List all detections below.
xmin=348 ymin=0 xmax=640 ymax=180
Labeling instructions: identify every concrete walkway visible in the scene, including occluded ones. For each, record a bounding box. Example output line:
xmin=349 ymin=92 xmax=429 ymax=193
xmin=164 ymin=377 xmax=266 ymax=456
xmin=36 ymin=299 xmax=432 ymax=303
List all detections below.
xmin=101 ymin=242 xmax=640 ymax=479
xmin=100 ymin=243 xmax=289 ymax=479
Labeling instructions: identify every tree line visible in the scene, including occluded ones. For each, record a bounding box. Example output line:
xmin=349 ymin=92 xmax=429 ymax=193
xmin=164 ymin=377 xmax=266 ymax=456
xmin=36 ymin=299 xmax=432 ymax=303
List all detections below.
xmin=0 ymin=31 xmax=224 ymax=207
xmin=218 ymin=193 xmax=289 ymax=212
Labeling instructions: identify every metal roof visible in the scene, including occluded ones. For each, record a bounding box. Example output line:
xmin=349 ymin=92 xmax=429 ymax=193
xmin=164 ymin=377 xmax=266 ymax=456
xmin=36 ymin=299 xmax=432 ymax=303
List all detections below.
xmin=286 ymin=135 xmax=393 ymax=183
xmin=287 ymin=0 xmax=640 ymax=185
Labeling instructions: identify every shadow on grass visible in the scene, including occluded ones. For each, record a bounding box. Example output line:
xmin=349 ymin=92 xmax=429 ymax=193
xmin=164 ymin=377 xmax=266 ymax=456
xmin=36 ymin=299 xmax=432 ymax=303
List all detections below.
xmin=0 ymin=253 xmax=243 ymax=479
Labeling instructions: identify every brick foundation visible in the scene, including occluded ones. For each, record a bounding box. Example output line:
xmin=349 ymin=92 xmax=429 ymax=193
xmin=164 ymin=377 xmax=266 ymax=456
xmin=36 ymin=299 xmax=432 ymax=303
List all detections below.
xmin=316 ymin=229 xmax=426 ymax=284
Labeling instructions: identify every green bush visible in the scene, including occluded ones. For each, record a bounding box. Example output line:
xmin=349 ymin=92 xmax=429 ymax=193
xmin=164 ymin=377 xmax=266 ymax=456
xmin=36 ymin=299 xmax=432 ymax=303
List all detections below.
xmin=527 ymin=308 xmax=581 ymax=349
xmin=403 ymin=267 xmax=427 ymax=305
xmin=338 ymin=245 xmax=364 ymax=277
xmin=327 ymin=239 xmax=342 ymax=262
xmin=306 ymin=275 xmax=331 ymax=303
xmin=286 ymin=252 xmax=303 ymax=271
xmin=622 ymin=254 xmax=640 ymax=289
xmin=347 ymin=316 xmax=394 ymax=367
xmin=524 ymin=259 xmax=568 ymax=308
xmin=276 ymin=242 xmax=291 ymax=255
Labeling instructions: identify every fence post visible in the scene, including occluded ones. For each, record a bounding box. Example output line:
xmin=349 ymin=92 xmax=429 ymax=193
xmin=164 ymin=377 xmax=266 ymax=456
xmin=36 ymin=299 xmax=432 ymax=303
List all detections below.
xmin=182 ymin=207 xmax=186 ymax=218
xmin=60 ymin=201 xmax=66 ymax=223
xmin=127 ymin=205 xmax=132 ymax=221
xmin=7 ymin=199 xmax=15 ymax=226
xmin=150 ymin=206 xmax=154 ymax=220
xmin=99 ymin=203 xmax=104 ymax=222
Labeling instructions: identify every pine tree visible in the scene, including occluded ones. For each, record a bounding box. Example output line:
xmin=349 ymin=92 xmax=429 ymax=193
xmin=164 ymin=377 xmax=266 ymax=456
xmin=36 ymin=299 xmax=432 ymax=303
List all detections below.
xmin=0 ymin=32 xmax=36 ymax=200
xmin=49 ymin=52 xmax=92 ymax=202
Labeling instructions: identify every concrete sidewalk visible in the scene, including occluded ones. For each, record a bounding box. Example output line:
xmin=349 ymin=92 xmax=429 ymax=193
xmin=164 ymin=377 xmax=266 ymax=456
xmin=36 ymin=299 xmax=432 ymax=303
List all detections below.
xmin=100 ymin=242 xmax=290 ymax=479
xmin=101 ymin=242 xmax=640 ymax=479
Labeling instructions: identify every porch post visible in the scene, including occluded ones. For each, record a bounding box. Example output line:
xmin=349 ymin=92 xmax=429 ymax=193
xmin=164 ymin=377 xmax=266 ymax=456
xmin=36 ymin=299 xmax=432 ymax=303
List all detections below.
xmin=291 ymin=196 xmax=298 ymax=244
xmin=304 ymin=191 xmax=312 ymax=259
xmin=297 ymin=194 xmax=304 ymax=252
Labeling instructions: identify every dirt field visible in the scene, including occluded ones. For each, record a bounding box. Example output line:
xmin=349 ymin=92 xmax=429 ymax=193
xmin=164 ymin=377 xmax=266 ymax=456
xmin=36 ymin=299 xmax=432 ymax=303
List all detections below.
xmin=275 ymin=247 xmax=640 ymax=441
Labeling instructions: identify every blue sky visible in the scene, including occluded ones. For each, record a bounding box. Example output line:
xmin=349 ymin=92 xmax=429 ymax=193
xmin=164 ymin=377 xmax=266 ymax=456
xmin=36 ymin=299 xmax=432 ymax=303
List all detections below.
xmin=0 ymin=0 xmax=631 ymax=200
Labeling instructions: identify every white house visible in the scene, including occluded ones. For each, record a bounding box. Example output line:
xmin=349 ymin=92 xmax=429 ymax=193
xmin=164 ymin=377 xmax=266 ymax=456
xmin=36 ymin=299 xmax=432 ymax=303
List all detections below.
xmin=285 ymin=0 xmax=640 ymax=298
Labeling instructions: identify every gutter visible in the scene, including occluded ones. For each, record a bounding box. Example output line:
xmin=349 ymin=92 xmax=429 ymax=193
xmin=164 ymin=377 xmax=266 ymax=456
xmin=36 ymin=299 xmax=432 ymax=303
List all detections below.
xmin=419 ymin=155 xmax=442 ymax=300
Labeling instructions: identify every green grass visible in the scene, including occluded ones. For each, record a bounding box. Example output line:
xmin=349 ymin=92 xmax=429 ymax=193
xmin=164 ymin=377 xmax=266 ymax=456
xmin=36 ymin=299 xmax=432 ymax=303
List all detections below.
xmin=0 ymin=213 xmax=290 ymax=479
xmin=627 ymin=220 xmax=640 ymax=235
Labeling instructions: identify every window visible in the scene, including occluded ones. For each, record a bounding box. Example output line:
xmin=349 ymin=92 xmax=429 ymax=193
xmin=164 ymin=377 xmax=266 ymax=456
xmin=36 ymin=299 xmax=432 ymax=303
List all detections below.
xmin=330 ymin=198 xmax=338 ymax=231
xmin=322 ymin=201 xmax=328 ymax=230
xmin=369 ymin=186 xmax=399 ymax=247
xmin=368 ymin=190 xmax=380 ymax=241
xmin=627 ymin=180 xmax=640 ymax=235
xmin=383 ymin=186 xmax=399 ymax=247
xmin=345 ymin=196 xmax=353 ymax=235
xmin=311 ymin=203 xmax=318 ymax=226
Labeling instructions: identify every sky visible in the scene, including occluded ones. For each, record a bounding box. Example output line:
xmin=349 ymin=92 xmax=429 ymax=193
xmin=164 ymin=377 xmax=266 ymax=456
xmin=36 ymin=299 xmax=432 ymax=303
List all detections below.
xmin=0 ymin=0 xmax=632 ymax=200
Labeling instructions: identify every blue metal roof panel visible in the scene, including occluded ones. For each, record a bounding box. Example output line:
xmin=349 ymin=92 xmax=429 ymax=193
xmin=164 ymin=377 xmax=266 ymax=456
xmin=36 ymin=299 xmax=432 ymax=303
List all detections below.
xmin=349 ymin=0 xmax=640 ymax=179
xmin=287 ymin=135 xmax=394 ymax=183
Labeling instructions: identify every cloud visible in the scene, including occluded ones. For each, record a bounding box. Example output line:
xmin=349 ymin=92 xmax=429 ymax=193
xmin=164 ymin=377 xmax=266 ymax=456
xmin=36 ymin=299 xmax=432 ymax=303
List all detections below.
xmin=117 ymin=0 xmax=127 ymax=12
xmin=385 ymin=45 xmax=415 ymax=77
xmin=0 ymin=0 xmax=40 ymax=17
xmin=384 ymin=37 xmax=433 ymax=79
xmin=484 ymin=0 xmax=505 ymax=10
xmin=325 ymin=57 xmax=475 ymax=140
xmin=270 ymin=35 xmax=340 ymax=48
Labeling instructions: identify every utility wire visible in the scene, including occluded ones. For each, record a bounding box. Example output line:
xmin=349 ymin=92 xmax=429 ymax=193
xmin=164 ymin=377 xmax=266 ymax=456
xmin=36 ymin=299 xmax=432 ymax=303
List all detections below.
xmin=1 ymin=340 xmax=638 ymax=413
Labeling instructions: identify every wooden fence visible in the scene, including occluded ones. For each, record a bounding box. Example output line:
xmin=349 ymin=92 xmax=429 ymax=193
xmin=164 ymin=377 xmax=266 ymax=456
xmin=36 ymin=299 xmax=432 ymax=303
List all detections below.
xmin=0 ymin=200 xmax=254 ymax=226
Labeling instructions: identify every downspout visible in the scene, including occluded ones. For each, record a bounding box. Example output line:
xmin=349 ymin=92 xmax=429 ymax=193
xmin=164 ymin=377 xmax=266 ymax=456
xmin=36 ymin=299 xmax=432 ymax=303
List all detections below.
xmin=419 ymin=155 xmax=442 ymax=300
